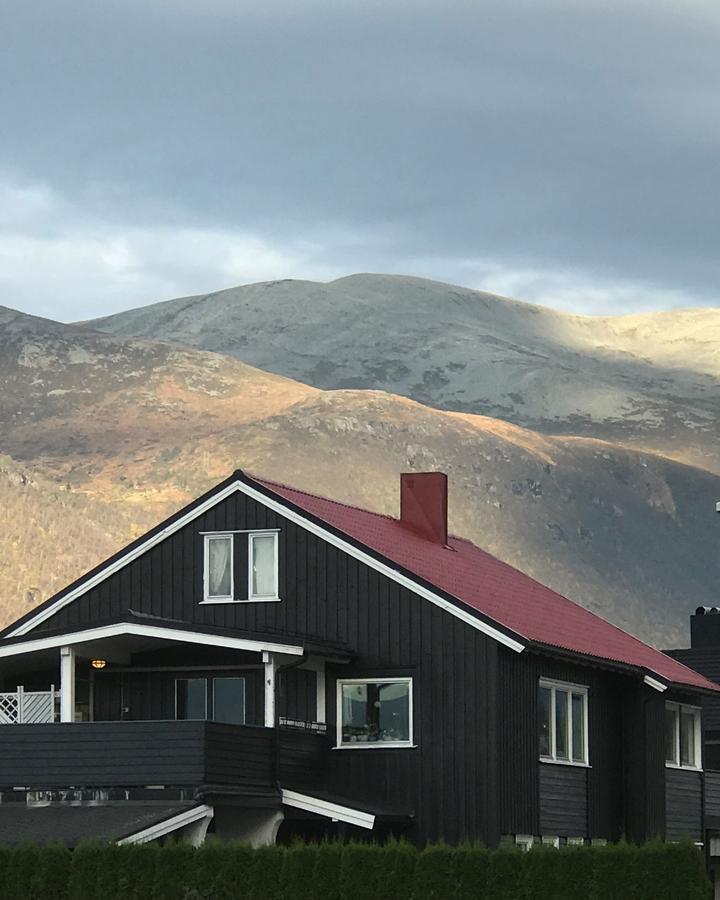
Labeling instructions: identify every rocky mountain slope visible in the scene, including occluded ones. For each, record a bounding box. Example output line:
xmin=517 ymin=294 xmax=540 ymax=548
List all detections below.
xmin=2 ymin=303 xmax=720 ymax=647
xmin=86 ymin=274 xmax=720 ymax=475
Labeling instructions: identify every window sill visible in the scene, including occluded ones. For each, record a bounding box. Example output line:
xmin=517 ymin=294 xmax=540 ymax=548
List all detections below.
xmin=665 ymin=763 xmax=703 ymax=772
xmin=333 ymin=743 xmax=417 ymax=751
xmin=540 ymin=758 xmax=591 ymax=769
xmin=199 ymin=597 xmax=283 ymax=605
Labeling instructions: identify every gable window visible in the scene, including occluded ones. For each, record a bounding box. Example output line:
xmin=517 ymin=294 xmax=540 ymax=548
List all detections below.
xmin=539 ymin=679 xmax=588 ymax=765
xmin=337 ymin=677 xmax=413 ymax=748
xmin=665 ymin=702 xmax=701 ymax=769
xmin=249 ymin=532 xmax=279 ymax=600
xmin=176 ymin=676 xmax=246 ymax=725
xmin=205 ymin=534 xmax=233 ymax=600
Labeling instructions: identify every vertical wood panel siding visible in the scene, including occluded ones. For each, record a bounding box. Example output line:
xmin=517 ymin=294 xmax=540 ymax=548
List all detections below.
xmin=499 ymin=649 xmax=628 ymax=841
xmin=665 ymin=768 xmax=703 ymax=842
xmin=32 ymin=489 xmax=496 ymax=846
xmin=539 ymin=764 xmax=588 ymax=837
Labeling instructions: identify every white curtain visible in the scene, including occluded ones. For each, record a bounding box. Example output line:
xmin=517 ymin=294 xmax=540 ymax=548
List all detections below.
xmin=209 ymin=538 xmax=231 ymax=596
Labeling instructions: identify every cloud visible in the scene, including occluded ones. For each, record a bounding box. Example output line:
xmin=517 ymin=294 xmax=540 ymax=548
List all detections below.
xmin=1 ymin=1 xmax=719 ymax=318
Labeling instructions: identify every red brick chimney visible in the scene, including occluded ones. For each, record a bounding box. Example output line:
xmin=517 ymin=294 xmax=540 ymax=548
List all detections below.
xmin=400 ymin=472 xmax=448 ymax=545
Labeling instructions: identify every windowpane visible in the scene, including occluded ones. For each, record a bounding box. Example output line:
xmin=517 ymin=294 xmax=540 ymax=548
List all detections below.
xmin=213 ymin=677 xmax=245 ymax=725
xmin=680 ymin=710 xmax=696 ymax=767
xmin=340 ymin=681 xmax=410 ymax=744
xmin=208 ymin=537 xmax=232 ymax=597
xmin=539 ymin=686 xmax=552 ymax=757
xmin=176 ymin=678 xmax=207 ymax=719
xmin=555 ymin=690 xmax=569 ymax=759
xmin=665 ymin=707 xmax=678 ymax=764
xmin=252 ymin=535 xmax=277 ymax=597
xmin=572 ymin=693 xmax=585 ymax=762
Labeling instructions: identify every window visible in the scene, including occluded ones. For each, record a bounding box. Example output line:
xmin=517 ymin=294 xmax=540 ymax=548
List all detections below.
xmin=515 ymin=835 xmax=534 ymax=852
xmin=665 ymin=702 xmax=701 ymax=769
xmin=175 ymin=677 xmax=246 ymax=724
xmin=202 ymin=530 xmax=280 ymax=603
xmin=541 ymin=836 xmax=560 ymax=848
xmin=249 ymin=532 xmax=279 ymax=600
xmin=204 ymin=534 xmax=233 ymax=601
xmin=539 ymin=679 xmax=588 ymax=765
xmin=337 ymin=678 xmax=413 ymax=748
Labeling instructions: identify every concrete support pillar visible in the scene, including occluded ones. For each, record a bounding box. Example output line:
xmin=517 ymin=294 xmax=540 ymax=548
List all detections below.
xmin=60 ymin=646 xmax=75 ymax=723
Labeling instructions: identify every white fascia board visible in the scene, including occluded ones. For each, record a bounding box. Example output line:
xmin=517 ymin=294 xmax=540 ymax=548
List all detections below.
xmin=8 ymin=477 xmax=525 ymax=654
xmin=0 ymin=622 xmax=303 ymax=660
xmin=118 ymin=804 xmax=213 ymax=845
xmin=281 ymin=789 xmax=375 ymax=830
xmin=644 ymin=674 xmax=668 ymax=693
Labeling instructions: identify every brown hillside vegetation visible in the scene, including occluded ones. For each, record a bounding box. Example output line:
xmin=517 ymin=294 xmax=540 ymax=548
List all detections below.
xmin=1 ymin=304 xmax=719 ymax=646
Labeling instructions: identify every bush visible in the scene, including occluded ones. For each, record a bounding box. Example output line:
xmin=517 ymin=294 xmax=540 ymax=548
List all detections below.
xmin=0 ymin=836 xmax=709 ymax=899
xmin=453 ymin=845 xmax=490 ymax=900
xmin=413 ymin=844 xmax=456 ymax=900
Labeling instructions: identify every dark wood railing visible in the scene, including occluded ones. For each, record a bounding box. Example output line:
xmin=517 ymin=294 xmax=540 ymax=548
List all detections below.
xmin=0 ymin=721 xmax=277 ymax=790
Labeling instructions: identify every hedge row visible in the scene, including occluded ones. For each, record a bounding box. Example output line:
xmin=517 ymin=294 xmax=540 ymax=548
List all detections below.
xmin=0 ymin=839 xmax=711 ymax=900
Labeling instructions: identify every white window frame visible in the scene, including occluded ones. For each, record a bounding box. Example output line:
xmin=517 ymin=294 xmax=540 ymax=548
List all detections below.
xmin=247 ymin=531 xmax=280 ymax=602
xmin=335 ymin=677 xmax=414 ymax=749
xmin=203 ymin=533 xmax=234 ymax=602
xmin=515 ymin=835 xmax=534 ymax=852
xmin=665 ymin=702 xmax=702 ymax=771
xmin=566 ymin=837 xmax=585 ymax=847
xmin=541 ymin=836 xmax=560 ymax=848
xmin=539 ymin=678 xmax=589 ymax=767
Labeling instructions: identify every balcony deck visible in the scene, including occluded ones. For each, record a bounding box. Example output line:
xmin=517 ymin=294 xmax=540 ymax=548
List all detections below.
xmin=0 ymin=721 xmax=311 ymax=792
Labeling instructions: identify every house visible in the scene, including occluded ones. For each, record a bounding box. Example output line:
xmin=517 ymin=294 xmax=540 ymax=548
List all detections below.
xmin=666 ymin=609 xmax=720 ymax=862
xmin=0 ymin=468 xmax=717 ymax=850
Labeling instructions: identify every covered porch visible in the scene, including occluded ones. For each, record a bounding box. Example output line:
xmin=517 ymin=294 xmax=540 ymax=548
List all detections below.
xmin=0 ymin=616 xmax=347 ymax=729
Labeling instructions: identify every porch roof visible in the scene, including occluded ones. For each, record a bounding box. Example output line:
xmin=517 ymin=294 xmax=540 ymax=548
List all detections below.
xmin=0 ymin=614 xmax=352 ymax=666
xmin=0 ymin=801 xmax=209 ymax=848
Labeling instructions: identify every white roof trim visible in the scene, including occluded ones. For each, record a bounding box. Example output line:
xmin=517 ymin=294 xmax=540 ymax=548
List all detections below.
xmin=117 ymin=804 xmax=213 ymax=845
xmin=644 ymin=674 xmax=668 ymax=693
xmin=6 ymin=477 xmax=525 ymax=653
xmin=281 ymin=789 xmax=375 ymax=830
xmin=0 ymin=622 xmax=304 ymax=660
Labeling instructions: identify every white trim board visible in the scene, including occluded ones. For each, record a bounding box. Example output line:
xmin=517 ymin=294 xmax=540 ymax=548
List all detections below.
xmin=0 ymin=622 xmax=304 ymax=660
xmin=6 ymin=477 xmax=525 ymax=653
xmin=118 ymin=804 xmax=213 ymax=845
xmin=281 ymin=789 xmax=375 ymax=830
xmin=643 ymin=675 xmax=668 ymax=693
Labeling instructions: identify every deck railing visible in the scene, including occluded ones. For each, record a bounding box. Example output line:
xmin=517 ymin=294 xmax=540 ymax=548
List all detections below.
xmin=0 ymin=686 xmax=58 ymax=724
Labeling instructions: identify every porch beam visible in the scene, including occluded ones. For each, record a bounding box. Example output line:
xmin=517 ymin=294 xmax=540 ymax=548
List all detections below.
xmin=59 ymin=645 xmax=75 ymax=723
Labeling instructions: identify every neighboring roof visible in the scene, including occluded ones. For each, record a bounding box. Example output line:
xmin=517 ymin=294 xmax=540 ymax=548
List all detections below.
xmin=250 ymin=474 xmax=720 ymax=694
xmin=2 ymin=468 xmax=716 ymax=693
xmin=0 ymin=802 xmax=200 ymax=848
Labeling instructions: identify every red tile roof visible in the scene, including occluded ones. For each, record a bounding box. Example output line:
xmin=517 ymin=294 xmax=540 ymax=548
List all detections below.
xmin=253 ymin=475 xmax=719 ymax=693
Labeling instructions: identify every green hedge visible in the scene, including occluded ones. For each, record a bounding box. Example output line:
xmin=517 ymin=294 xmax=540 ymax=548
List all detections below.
xmin=0 ymin=838 xmax=710 ymax=900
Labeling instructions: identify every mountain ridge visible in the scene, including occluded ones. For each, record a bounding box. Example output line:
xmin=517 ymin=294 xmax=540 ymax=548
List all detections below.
xmin=2 ymin=293 xmax=720 ymax=646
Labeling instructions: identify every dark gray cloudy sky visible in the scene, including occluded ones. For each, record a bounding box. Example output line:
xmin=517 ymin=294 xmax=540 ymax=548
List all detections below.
xmin=1 ymin=0 xmax=719 ymax=320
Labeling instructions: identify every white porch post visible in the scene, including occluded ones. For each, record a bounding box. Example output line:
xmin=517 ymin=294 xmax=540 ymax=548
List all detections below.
xmin=315 ymin=664 xmax=326 ymax=724
xmin=60 ymin=645 xmax=75 ymax=723
xmin=263 ymin=651 xmax=276 ymax=728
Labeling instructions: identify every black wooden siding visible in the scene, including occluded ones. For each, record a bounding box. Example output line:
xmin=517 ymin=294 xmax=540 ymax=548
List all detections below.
xmin=705 ymin=771 xmax=720 ymax=820
xmin=498 ymin=649 xmax=624 ymax=841
xmin=665 ymin=768 xmax=703 ymax=842
xmin=539 ymin=764 xmax=588 ymax=837
xmin=31 ymin=488 xmax=498 ymax=845
xmin=0 ymin=722 xmax=275 ymax=790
